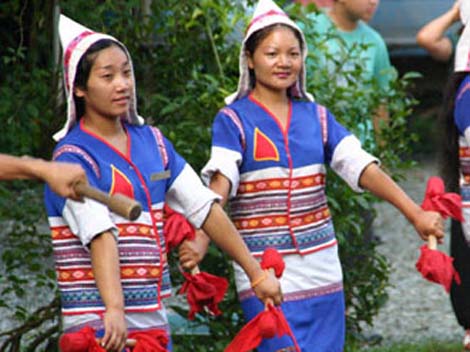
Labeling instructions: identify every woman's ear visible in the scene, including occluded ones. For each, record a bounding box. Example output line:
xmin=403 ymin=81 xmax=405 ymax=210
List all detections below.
xmin=74 ymin=86 xmax=85 ymax=98
xmin=246 ymin=51 xmax=254 ymax=70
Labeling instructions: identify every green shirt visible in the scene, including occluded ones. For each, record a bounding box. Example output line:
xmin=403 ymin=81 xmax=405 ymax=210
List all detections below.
xmin=306 ymin=11 xmax=394 ymax=91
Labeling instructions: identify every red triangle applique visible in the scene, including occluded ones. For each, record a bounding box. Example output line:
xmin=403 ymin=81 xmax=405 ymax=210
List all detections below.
xmin=109 ymin=165 xmax=135 ymax=199
xmin=253 ymin=128 xmax=279 ymax=161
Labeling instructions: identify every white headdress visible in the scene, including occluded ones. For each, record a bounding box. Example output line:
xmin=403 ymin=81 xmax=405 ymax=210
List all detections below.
xmin=225 ymin=0 xmax=313 ymax=104
xmin=455 ymin=0 xmax=470 ymax=72
xmin=54 ymin=15 xmax=144 ymax=141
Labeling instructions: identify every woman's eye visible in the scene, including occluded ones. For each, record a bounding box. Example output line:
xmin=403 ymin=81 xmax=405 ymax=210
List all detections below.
xmin=102 ymin=74 xmax=113 ymax=80
xmin=123 ymin=69 xmax=132 ymax=76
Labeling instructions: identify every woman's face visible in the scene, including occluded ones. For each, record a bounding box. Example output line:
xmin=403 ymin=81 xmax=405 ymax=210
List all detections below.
xmin=74 ymin=45 xmax=132 ymax=120
xmin=247 ymin=26 xmax=302 ymax=95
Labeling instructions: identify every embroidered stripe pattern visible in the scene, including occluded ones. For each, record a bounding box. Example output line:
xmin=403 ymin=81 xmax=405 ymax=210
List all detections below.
xmin=221 ymin=107 xmax=246 ymax=150
xmin=151 ymin=126 xmax=168 ymax=168
xmin=51 ymin=210 xmax=169 ymax=314
xmin=53 ymin=144 xmax=101 ymax=178
xmin=63 ymin=31 xmax=94 ymax=92
xmin=230 ymin=169 xmax=335 ymax=255
xmin=317 ymin=105 xmax=328 ymax=145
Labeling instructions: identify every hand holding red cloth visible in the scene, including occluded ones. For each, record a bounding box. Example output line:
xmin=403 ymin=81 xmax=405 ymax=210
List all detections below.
xmin=59 ymin=327 xmax=169 ymax=352
xmin=224 ymin=304 xmax=292 ymax=352
xmin=416 ymin=176 xmax=462 ymax=292
xmin=163 ymin=204 xmax=195 ymax=251
xmin=179 ymin=270 xmax=229 ymax=320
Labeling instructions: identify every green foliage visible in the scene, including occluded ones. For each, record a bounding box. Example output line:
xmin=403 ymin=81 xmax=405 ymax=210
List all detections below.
xmin=0 ymin=0 xmax=420 ymax=350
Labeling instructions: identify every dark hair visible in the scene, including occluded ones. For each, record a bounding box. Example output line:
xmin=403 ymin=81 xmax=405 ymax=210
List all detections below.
xmin=439 ymin=71 xmax=467 ymax=193
xmin=244 ymin=23 xmax=303 ymax=90
xmin=73 ymin=39 xmax=127 ymax=119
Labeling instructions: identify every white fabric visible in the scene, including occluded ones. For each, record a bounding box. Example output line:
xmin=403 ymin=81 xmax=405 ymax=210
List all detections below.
xmin=330 ymin=135 xmax=378 ymax=192
xmin=63 ymin=198 xmax=118 ymax=247
xmin=232 ymin=243 xmax=342 ymax=294
xmin=455 ymin=0 xmax=470 ymax=72
xmin=201 ymin=146 xmax=243 ymax=198
xmin=55 ymin=15 xmax=144 ymax=141
xmin=63 ymin=309 xmax=169 ymax=332
xmin=226 ymin=0 xmax=313 ymax=104
xmin=165 ymin=164 xmax=221 ymax=228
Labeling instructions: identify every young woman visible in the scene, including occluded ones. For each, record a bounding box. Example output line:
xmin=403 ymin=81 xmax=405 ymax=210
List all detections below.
xmin=44 ymin=15 xmax=281 ymax=352
xmin=179 ymin=0 xmax=445 ymax=350
xmin=440 ymin=2 xmax=470 ymax=349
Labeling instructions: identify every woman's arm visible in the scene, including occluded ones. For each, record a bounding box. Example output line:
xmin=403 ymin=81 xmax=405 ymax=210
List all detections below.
xmin=416 ymin=0 xmax=460 ymax=62
xmin=178 ymin=171 xmax=231 ymax=269
xmin=90 ymin=231 xmax=127 ymax=352
xmin=201 ymin=202 xmax=282 ymax=305
xmin=180 ymin=172 xmax=282 ymax=305
xmin=359 ymin=163 xmax=444 ymax=241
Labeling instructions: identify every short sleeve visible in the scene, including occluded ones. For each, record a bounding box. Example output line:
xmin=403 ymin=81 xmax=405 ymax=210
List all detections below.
xmin=163 ymin=136 xmax=221 ymax=229
xmin=201 ymin=108 xmax=244 ymax=197
xmin=45 ymin=149 xmax=117 ymax=247
xmin=373 ymin=36 xmax=396 ymax=91
xmin=323 ymin=109 xmax=379 ymax=192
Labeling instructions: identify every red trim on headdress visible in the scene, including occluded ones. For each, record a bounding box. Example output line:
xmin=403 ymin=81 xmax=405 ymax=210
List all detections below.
xmin=246 ymin=10 xmax=288 ymax=34
xmin=63 ymin=31 xmax=94 ymax=92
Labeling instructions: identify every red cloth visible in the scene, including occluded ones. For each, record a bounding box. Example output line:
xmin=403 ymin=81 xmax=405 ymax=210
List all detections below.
xmin=179 ymin=270 xmax=229 ymax=320
xmin=163 ymin=204 xmax=195 ymax=251
xmin=415 ymin=176 xmax=462 ymax=292
xmin=421 ymin=176 xmax=463 ymax=222
xmin=59 ymin=327 xmax=169 ymax=352
xmin=260 ymin=247 xmax=285 ymax=278
xmin=416 ymin=245 xmax=461 ymax=293
xmin=59 ymin=326 xmax=105 ymax=352
xmin=224 ymin=305 xmax=293 ymax=352
xmin=128 ymin=329 xmax=169 ymax=352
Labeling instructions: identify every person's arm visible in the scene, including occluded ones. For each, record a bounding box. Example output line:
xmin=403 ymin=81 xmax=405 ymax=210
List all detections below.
xmin=201 ymin=201 xmax=282 ymax=305
xmin=0 ymin=154 xmax=86 ymax=199
xmin=178 ymin=171 xmax=230 ymax=270
xmin=90 ymin=231 xmax=127 ymax=352
xmin=416 ymin=0 xmax=460 ymax=62
xmin=359 ymin=163 xmax=445 ymax=241
xmin=372 ymin=103 xmax=389 ymax=146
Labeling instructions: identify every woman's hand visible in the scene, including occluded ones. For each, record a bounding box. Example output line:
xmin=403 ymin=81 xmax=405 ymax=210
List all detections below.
xmin=178 ymin=229 xmax=210 ymax=270
xmin=251 ymin=269 xmax=283 ymax=306
xmin=412 ymin=209 xmax=445 ymax=243
xmin=101 ymin=307 xmax=127 ymax=352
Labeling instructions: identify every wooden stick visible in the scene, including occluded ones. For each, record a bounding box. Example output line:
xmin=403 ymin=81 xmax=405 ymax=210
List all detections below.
xmin=428 ymin=234 xmax=437 ymax=250
xmin=96 ymin=338 xmax=137 ymax=347
xmin=74 ymin=182 xmax=142 ymax=221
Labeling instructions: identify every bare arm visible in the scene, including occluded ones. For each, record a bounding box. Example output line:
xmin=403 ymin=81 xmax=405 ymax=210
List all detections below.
xmin=180 ymin=172 xmax=281 ymax=304
xmin=90 ymin=231 xmax=127 ymax=352
xmin=179 ymin=171 xmax=231 ymax=269
xmin=359 ymin=163 xmax=444 ymax=241
xmin=416 ymin=0 xmax=460 ymax=62
xmin=0 ymin=154 xmax=86 ymax=199
xmin=202 ymin=202 xmax=282 ymax=305
xmin=373 ymin=103 xmax=389 ymax=146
